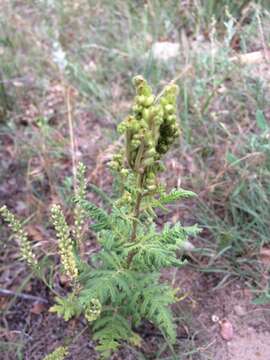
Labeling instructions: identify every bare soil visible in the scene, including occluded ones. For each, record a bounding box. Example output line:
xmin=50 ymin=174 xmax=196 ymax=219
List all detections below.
xmin=1 ymin=267 xmax=270 ymax=359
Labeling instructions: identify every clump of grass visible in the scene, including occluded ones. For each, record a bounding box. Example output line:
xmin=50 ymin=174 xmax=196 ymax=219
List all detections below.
xmin=196 ymin=110 xmax=270 ymax=288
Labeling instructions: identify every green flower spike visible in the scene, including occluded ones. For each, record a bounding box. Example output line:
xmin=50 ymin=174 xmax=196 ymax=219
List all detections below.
xmin=0 ymin=205 xmax=38 ymax=268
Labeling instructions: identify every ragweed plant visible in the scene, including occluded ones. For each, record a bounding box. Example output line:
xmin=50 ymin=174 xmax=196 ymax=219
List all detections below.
xmin=0 ymin=205 xmax=38 ymax=268
xmin=43 ymin=346 xmax=69 ymax=360
xmin=0 ymin=76 xmax=200 ymax=359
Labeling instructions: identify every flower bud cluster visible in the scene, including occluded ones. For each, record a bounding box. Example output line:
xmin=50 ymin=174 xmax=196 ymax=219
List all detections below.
xmin=51 ymin=204 xmax=78 ymax=281
xmin=156 ymin=84 xmax=180 ymax=155
xmin=115 ymin=190 xmax=133 ymax=207
xmin=84 ymin=298 xmax=102 ymax=322
xmin=0 ymin=205 xmax=38 ymax=268
xmin=112 ymin=76 xmax=180 ymax=194
xmin=109 ymin=151 xmax=125 ymax=172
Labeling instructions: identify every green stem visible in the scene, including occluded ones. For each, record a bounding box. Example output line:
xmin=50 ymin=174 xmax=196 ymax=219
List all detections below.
xmin=130 ymin=189 xmax=142 ymax=243
xmin=126 ymin=129 xmax=132 ymax=167
xmin=127 ymin=173 xmax=144 ymax=267
xmin=134 ymin=141 xmax=145 ymax=171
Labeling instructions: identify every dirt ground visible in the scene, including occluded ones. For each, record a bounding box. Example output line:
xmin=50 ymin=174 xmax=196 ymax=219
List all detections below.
xmin=187 ymin=271 xmax=270 ymax=360
xmin=1 ymin=266 xmax=270 ymax=359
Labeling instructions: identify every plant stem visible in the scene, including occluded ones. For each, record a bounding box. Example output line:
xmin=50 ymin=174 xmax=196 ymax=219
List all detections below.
xmin=127 ymin=173 xmax=144 ymax=267
xmin=130 ymin=190 xmax=142 ymax=243
xmin=0 ymin=288 xmax=48 ymax=303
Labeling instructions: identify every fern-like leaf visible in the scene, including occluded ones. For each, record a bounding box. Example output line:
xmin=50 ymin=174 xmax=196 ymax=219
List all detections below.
xmin=78 ymin=200 xmax=111 ymax=232
xmin=79 ymin=267 xmax=136 ymax=305
xmin=160 ymin=222 xmax=201 ymax=247
xmin=93 ymin=312 xmax=141 ymax=358
xmin=141 ymin=284 xmax=176 ymax=343
xmin=125 ymin=241 xmax=183 ymax=271
xmin=49 ymin=294 xmax=82 ymax=321
xmin=159 ymin=188 xmax=196 ymax=205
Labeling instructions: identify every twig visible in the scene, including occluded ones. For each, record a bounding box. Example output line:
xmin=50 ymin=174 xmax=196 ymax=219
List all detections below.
xmin=66 ymin=86 xmax=77 ymax=190
xmin=0 ymin=288 xmax=48 ymax=303
xmin=155 ymin=65 xmax=193 ymax=103
xmin=229 ymin=50 xmax=269 ymax=64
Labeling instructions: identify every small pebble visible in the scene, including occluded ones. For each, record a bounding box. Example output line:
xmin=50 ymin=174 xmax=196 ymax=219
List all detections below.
xmin=234 ymin=305 xmax=246 ymax=317
xmin=211 ymin=314 xmax=219 ymax=323
xmin=219 ymin=319 xmax=234 ymax=341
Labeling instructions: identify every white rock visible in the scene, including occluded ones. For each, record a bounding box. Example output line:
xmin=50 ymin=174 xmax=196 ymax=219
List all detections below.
xmin=234 ymin=305 xmax=246 ymax=317
xmin=181 ymin=240 xmax=195 ymax=252
xmin=151 ymin=42 xmax=180 ymax=62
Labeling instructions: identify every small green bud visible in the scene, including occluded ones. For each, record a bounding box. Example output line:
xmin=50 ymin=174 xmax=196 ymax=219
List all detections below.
xmin=140 ymin=120 xmax=148 ymax=129
xmin=152 ymin=104 xmax=164 ymax=117
xmin=123 ymin=191 xmax=132 ymax=202
xmin=133 ymin=133 xmax=144 ymax=140
xmin=165 ymin=104 xmax=174 ymax=115
xmin=131 ymin=139 xmax=141 ymax=149
xmin=146 ymin=178 xmax=155 ymax=187
xmin=164 ymin=84 xmax=179 ymax=97
xmin=120 ymin=168 xmax=129 ymax=177
xmin=132 ymin=75 xmax=145 ymax=88
xmin=132 ymin=104 xmax=143 ymax=113
xmin=170 ymin=125 xmax=179 ymax=134
xmin=113 ymin=153 xmax=122 ymax=161
xmin=154 ymin=116 xmax=163 ymax=126
xmin=137 ymin=95 xmax=146 ymax=106
xmin=150 ymin=106 xmax=159 ymax=117
xmin=158 ymin=143 xmax=169 ymax=154
xmin=109 ymin=161 xmax=120 ymax=170
xmin=167 ymin=115 xmax=177 ymax=124
xmin=146 ymin=171 xmax=156 ymax=184
xmin=142 ymin=157 xmax=155 ymax=167
xmin=117 ymin=122 xmax=127 ymax=134
xmin=160 ymin=97 xmax=169 ymax=106
xmin=142 ymin=108 xmax=150 ymax=122
xmin=130 ymin=121 xmax=140 ymax=132
xmin=155 ymin=162 xmax=166 ymax=172
xmin=145 ymin=147 xmax=156 ymax=158
xmin=85 ymin=298 xmax=102 ymax=322
xmin=144 ymin=133 xmax=153 ymax=144
xmin=144 ymin=95 xmax=155 ymax=107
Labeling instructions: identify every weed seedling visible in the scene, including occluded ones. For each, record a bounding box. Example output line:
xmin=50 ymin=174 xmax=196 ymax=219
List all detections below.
xmin=1 ymin=76 xmax=199 ymax=358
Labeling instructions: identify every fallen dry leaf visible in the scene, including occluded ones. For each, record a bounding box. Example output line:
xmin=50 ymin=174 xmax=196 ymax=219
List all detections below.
xmin=219 ymin=319 xmax=234 ymax=341
xmin=59 ymin=274 xmax=70 ymax=287
xmin=234 ymin=305 xmax=246 ymax=317
xmin=31 ymin=302 xmax=46 ymax=314
xmin=229 ymin=50 xmax=270 ymax=64
xmin=0 ymin=296 xmax=9 ymax=310
xmin=26 ymin=224 xmax=45 ymax=243
xmin=151 ymin=42 xmax=180 ymax=62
